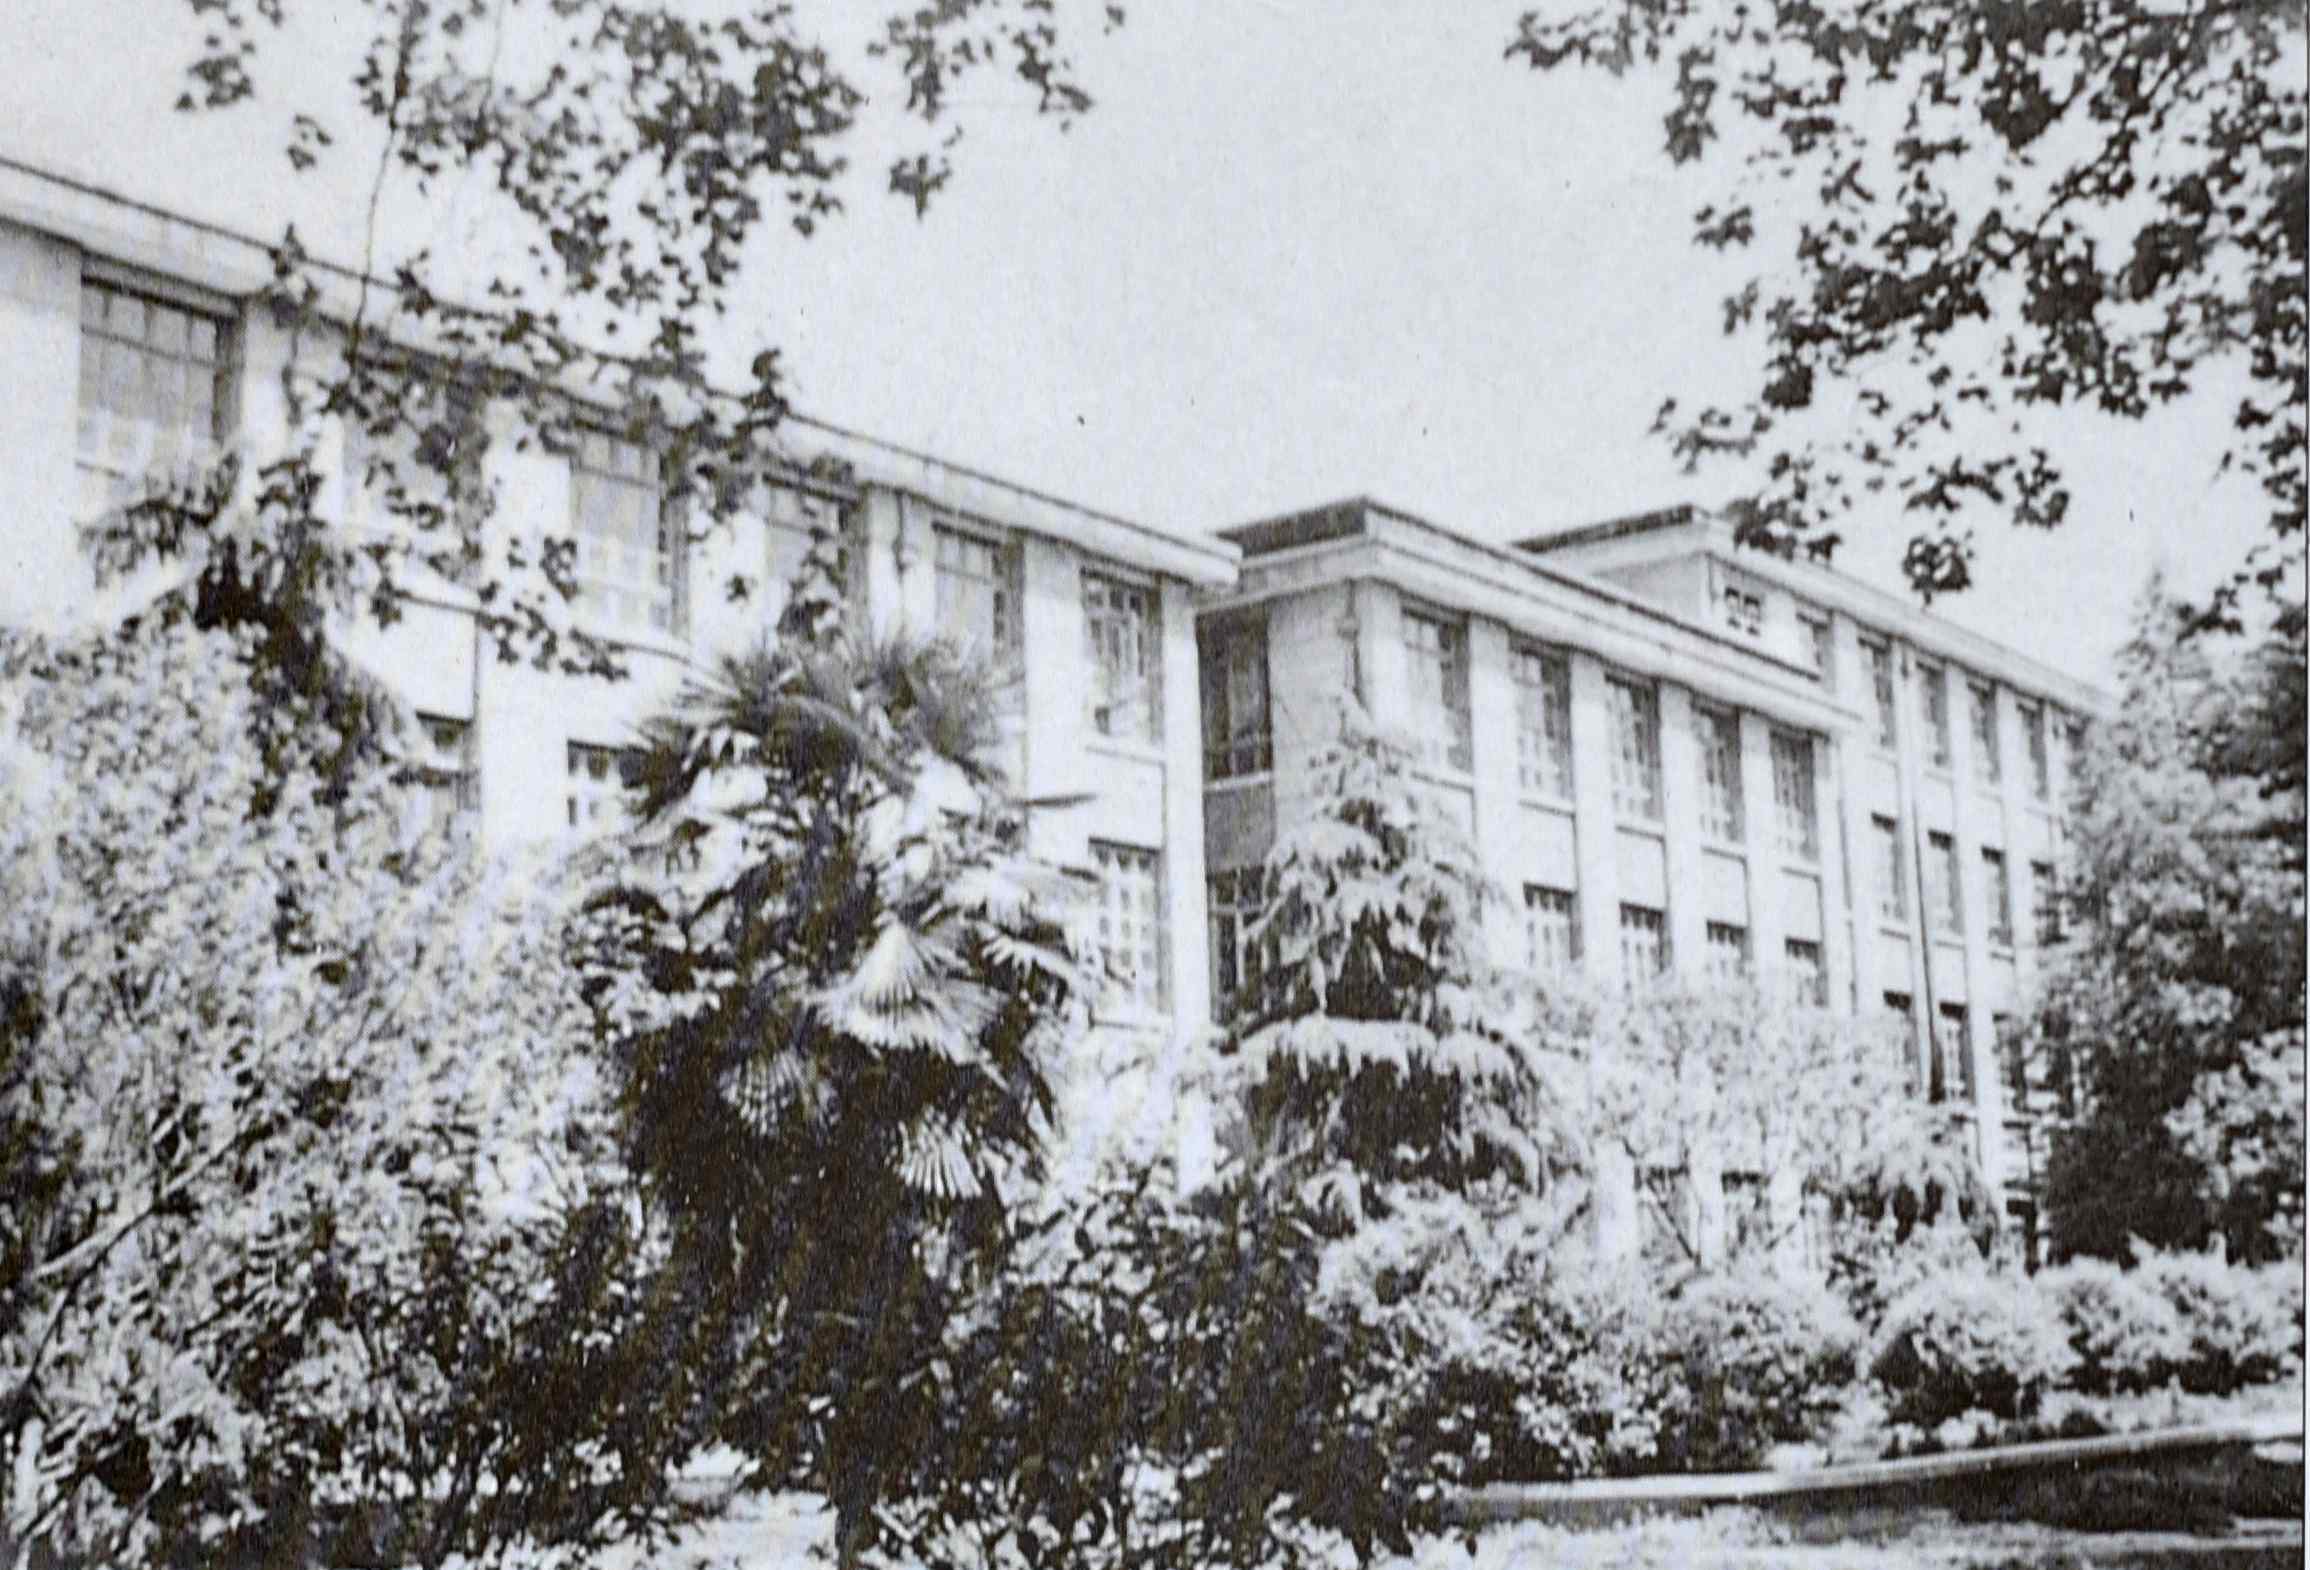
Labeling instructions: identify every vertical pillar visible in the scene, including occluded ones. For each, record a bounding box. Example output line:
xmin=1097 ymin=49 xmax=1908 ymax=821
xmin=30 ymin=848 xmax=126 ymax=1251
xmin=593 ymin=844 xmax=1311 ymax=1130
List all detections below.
xmin=1566 ymin=653 xmax=1621 ymax=990
xmin=1465 ymin=620 xmax=1525 ymax=968
xmin=1737 ymin=709 xmax=1784 ymax=976
xmin=1941 ymin=671 xmax=2002 ymax=1192
xmin=1658 ymin=686 xmax=1707 ymax=977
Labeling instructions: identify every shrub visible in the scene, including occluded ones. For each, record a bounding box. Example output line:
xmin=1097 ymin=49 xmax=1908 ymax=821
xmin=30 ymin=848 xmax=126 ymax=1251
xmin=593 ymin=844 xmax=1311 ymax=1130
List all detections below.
xmin=2136 ymin=1248 xmax=2305 ymax=1393
xmin=1652 ymin=1267 xmax=1862 ymax=1471
xmin=1871 ymin=1263 xmax=2077 ymax=1427
xmin=2040 ymin=1256 xmax=2193 ymax=1394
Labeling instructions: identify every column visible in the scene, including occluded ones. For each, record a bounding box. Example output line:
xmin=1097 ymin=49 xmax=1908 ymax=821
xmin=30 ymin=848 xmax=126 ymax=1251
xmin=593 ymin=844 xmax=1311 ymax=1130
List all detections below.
xmin=1658 ymin=686 xmax=1707 ymax=977
xmin=1465 ymin=621 xmax=1526 ymax=969
xmin=1941 ymin=670 xmax=2002 ymax=1191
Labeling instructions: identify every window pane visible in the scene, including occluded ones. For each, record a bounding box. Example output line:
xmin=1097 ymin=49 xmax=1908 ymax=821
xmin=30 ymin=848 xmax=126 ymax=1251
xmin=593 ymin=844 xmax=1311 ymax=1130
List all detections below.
xmin=1920 ymin=665 xmax=1951 ymax=769
xmin=1970 ymin=681 xmax=2001 ymax=785
xmin=1705 ymin=920 xmax=1750 ymax=980
xmin=572 ymin=429 xmax=678 ymax=636
xmin=1608 ymin=676 xmax=1663 ymax=821
xmin=1086 ymin=575 xmax=1162 ymax=743
xmin=1403 ymin=610 xmax=1472 ymax=772
xmin=1523 ymin=884 xmax=1580 ymax=975
xmin=1201 ymin=617 xmax=1272 ymax=781
xmin=1771 ymin=730 xmax=1819 ymax=862
xmin=1513 ymin=645 xmax=1573 ymax=798
xmin=1095 ymin=841 xmax=1165 ymax=1014
xmin=1866 ymin=641 xmax=1898 ymax=747
xmin=1872 ymin=815 xmax=1906 ymax=922
xmin=1619 ymin=903 xmax=1668 ymax=983
xmin=1696 ymin=705 xmax=1743 ymax=842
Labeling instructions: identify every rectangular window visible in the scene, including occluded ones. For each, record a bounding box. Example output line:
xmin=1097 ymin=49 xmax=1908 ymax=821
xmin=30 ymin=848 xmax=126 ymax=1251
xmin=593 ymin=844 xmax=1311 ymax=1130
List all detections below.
xmin=1884 ymin=990 xmax=1919 ymax=1091
xmin=1996 ymin=1014 xmax=2025 ymax=1109
xmin=1402 ymin=608 xmax=1473 ymax=773
xmin=1983 ymin=848 xmax=2013 ymax=947
xmin=1932 ymin=1003 xmax=1974 ymax=1104
xmin=1092 ymin=841 xmax=1166 ymax=1015
xmin=1607 ymin=675 xmax=1664 ymax=822
xmin=571 ymin=429 xmax=680 ymax=636
xmin=1719 ymin=571 xmax=1765 ymax=637
xmin=1920 ymin=663 xmax=1951 ymax=771
xmin=1619 ymin=903 xmax=1669 ymax=983
xmin=1705 ymin=920 xmax=1750 ymax=980
xmin=1206 ymin=866 xmax=1265 ymax=1022
xmin=1512 ymin=644 xmax=1574 ymax=799
xmin=1695 ymin=704 xmax=1744 ymax=843
xmin=1784 ymin=938 xmax=1826 ymax=1006
xmin=1969 ymin=680 xmax=2001 ymax=786
xmin=1770 ymin=729 xmax=1819 ymax=862
xmin=1085 ymin=574 xmax=1163 ymax=743
xmin=933 ymin=522 xmax=1023 ymax=674
xmin=411 ymin=713 xmax=479 ymax=834
xmin=566 ymin=741 xmax=645 ymax=835
xmin=1865 ymin=639 xmax=1898 ymax=748
xmin=1871 ymin=814 xmax=1907 ymax=922
xmin=1524 ymin=884 xmax=1580 ymax=976
xmin=1802 ymin=612 xmax=1834 ymax=683
xmin=1201 ymin=615 xmax=1273 ymax=782
xmin=76 ymin=276 xmax=232 ymax=517
xmin=1926 ymin=830 xmax=1961 ymax=930
xmin=765 ymin=482 xmax=857 ymax=611
xmin=2022 ymin=701 xmax=2050 ymax=799
xmin=2031 ymin=860 xmax=2062 ymax=945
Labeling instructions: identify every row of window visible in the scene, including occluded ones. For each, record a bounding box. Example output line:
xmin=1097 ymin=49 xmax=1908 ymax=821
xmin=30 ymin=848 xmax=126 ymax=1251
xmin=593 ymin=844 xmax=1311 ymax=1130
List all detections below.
xmin=1864 ymin=640 xmax=2077 ymax=802
xmin=1865 ymin=814 xmax=2059 ymax=949
xmin=1879 ymin=992 xmax=2074 ymax=1117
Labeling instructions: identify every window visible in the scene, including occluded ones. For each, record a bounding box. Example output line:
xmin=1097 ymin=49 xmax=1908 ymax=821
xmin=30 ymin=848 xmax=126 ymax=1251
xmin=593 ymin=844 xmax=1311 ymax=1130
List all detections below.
xmin=1926 ymin=831 xmax=1961 ymax=930
xmin=1996 ymin=1014 xmax=2025 ymax=1109
xmin=1884 ymin=990 xmax=1918 ymax=1088
xmin=1784 ymin=938 xmax=1826 ymax=1006
xmin=1207 ymin=866 xmax=1266 ymax=1022
xmin=341 ymin=373 xmax=489 ymax=554
xmin=2022 ymin=701 xmax=2050 ymax=799
xmin=933 ymin=523 xmax=1022 ymax=673
xmin=2031 ymin=860 xmax=2063 ymax=945
xmin=1770 ymin=729 xmax=1819 ymax=862
xmin=1402 ymin=609 xmax=1473 ymax=772
xmin=1201 ymin=615 xmax=1273 ymax=781
xmin=1919 ymin=663 xmax=1951 ymax=770
xmin=1719 ymin=572 xmax=1765 ymax=637
xmin=1969 ymin=680 xmax=2001 ymax=786
xmin=1093 ymin=842 xmax=1165 ymax=1015
xmin=1932 ymin=1003 xmax=1974 ymax=1104
xmin=1871 ymin=815 xmax=1907 ymax=922
xmin=765 ymin=481 xmax=854 ymax=608
xmin=1705 ymin=921 xmax=1750 ymax=980
xmin=571 ymin=429 xmax=679 ymax=636
xmin=566 ymin=741 xmax=645 ymax=835
xmin=1982 ymin=848 xmax=2013 ymax=947
xmin=1865 ymin=639 xmax=1898 ymax=748
xmin=1085 ymin=574 xmax=1162 ymax=743
xmin=1524 ymin=885 xmax=1580 ymax=976
xmin=1512 ymin=644 xmax=1574 ymax=799
xmin=1693 ymin=704 xmax=1744 ymax=842
xmin=2064 ymin=716 xmax=2089 ymax=772
xmin=1619 ymin=903 xmax=1669 ymax=983
xmin=76 ymin=276 xmax=232 ymax=517
xmin=1802 ymin=612 xmax=1834 ymax=683
xmin=1607 ymin=676 xmax=1663 ymax=821
xmin=410 ymin=714 xmax=478 ymax=834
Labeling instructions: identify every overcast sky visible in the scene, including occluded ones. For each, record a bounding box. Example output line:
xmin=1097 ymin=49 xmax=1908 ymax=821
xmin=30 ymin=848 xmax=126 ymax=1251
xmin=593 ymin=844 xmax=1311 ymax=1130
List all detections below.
xmin=7 ymin=1 xmax=2280 ymax=686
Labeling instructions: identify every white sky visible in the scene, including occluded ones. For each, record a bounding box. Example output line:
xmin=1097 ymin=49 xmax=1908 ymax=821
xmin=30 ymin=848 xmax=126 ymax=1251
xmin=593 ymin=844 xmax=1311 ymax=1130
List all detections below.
xmin=5 ymin=0 xmax=2283 ymax=686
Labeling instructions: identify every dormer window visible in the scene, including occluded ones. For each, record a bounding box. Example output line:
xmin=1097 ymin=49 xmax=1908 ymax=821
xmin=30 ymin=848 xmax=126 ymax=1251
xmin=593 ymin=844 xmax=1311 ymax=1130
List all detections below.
xmin=1719 ymin=570 xmax=1766 ymax=638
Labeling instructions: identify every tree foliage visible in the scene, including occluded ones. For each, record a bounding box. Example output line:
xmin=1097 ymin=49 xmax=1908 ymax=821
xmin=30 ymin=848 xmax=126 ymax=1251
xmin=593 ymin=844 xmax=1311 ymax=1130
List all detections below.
xmin=0 ymin=620 xmax=665 ymax=1570
xmin=1512 ymin=1 xmax=2306 ymax=624
xmin=2037 ymin=579 xmax=2306 ymax=1264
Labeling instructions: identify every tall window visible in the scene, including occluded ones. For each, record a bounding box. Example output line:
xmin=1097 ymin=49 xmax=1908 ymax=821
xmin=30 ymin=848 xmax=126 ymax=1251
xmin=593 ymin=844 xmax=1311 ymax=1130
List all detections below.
xmin=77 ymin=277 xmax=232 ymax=517
xmin=1865 ymin=639 xmax=1898 ymax=748
xmin=1705 ymin=920 xmax=1750 ymax=980
xmin=1884 ymin=991 xmax=1917 ymax=1073
xmin=1512 ymin=644 xmax=1574 ymax=799
xmin=1871 ymin=814 xmax=1906 ymax=921
xmin=1919 ymin=663 xmax=1951 ymax=770
xmin=765 ymin=482 xmax=855 ymax=608
xmin=933 ymin=523 xmax=1022 ymax=673
xmin=1996 ymin=1014 xmax=2025 ymax=1109
xmin=1719 ymin=572 xmax=1765 ymax=636
xmin=1092 ymin=841 xmax=1165 ymax=1015
xmin=2031 ymin=859 xmax=2062 ymax=945
xmin=571 ymin=429 xmax=679 ymax=636
xmin=1201 ymin=615 xmax=1272 ymax=781
xmin=1933 ymin=1003 xmax=1974 ymax=1104
xmin=1607 ymin=676 xmax=1663 ymax=822
xmin=1784 ymin=938 xmax=1826 ymax=1005
xmin=1402 ymin=609 xmax=1473 ymax=772
xmin=1802 ymin=613 xmax=1834 ymax=683
xmin=1695 ymin=704 xmax=1744 ymax=842
xmin=1524 ymin=885 xmax=1580 ymax=976
xmin=566 ymin=741 xmax=645 ymax=834
xmin=410 ymin=714 xmax=478 ymax=834
xmin=1969 ymin=679 xmax=2001 ymax=785
xmin=1207 ymin=866 xmax=1265 ymax=1021
xmin=1085 ymin=574 xmax=1162 ymax=743
xmin=1619 ymin=903 xmax=1669 ymax=983
xmin=1926 ymin=831 xmax=1961 ymax=930
xmin=1770 ymin=729 xmax=1819 ymax=862
xmin=2022 ymin=701 xmax=2050 ymax=799
xmin=1982 ymin=848 xmax=2013 ymax=947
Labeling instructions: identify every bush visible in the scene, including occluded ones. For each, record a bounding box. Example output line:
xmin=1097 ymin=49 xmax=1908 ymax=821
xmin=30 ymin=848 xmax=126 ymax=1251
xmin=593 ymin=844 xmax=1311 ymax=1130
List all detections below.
xmin=1652 ymin=1267 xmax=1861 ymax=1471
xmin=2040 ymin=1256 xmax=2193 ymax=1395
xmin=1871 ymin=1263 xmax=2077 ymax=1427
xmin=2136 ymin=1248 xmax=2305 ymax=1393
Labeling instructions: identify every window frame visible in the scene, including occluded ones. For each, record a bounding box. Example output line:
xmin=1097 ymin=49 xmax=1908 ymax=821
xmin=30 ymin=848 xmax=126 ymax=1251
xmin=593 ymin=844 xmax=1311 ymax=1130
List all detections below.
xmin=565 ymin=740 xmax=647 ymax=836
xmin=1694 ymin=702 xmax=1745 ymax=844
xmin=1091 ymin=839 xmax=1167 ymax=1017
xmin=1870 ymin=813 xmax=1907 ymax=923
xmin=1704 ymin=919 xmax=1751 ymax=981
xmin=1864 ymin=638 xmax=1898 ymax=749
xmin=1783 ymin=938 xmax=1826 ymax=1006
xmin=1982 ymin=847 xmax=2014 ymax=948
xmin=1926 ymin=830 xmax=1962 ymax=931
xmin=1919 ymin=662 xmax=1952 ymax=771
xmin=1084 ymin=571 xmax=1164 ymax=745
xmin=1522 ymin=883 xmax=1581 ymax=977
xmin=1200 ymin=612 xmax=1274 ymax=783
xmin=1969 ymin=678 xmax=2002 ymax=787
xmin=1206 ymin=864 xmax=1267 ymax=1022
xmin=1618 ymin=902 xmax=1670 ymax=984
xmin=1607 ymin=673 xmax=1665 ymax=823
xmin=569 ymin=423 xmax=683 ymax=640
xmin=1511 ymin=642 xmax=1575 ymax=801
xmin=932 ymin=516 xmax=1025 ymax=680
xmin=75 ymin=269 xmax=236 ymax=513
xmin=1769 ymin=727 xmax=1820 ymax=863
xmin=2021 ymin=700 xmax=2051 ymax=799
xmin=1401 ymin=604 xmax=1474 ymax=775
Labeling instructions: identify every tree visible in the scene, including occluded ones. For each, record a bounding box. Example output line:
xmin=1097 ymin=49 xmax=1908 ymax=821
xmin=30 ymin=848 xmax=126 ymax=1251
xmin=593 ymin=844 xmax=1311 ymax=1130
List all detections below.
xmin=1221 ymin=701 xmax=1559 ymax=1215
xmin=578 ymin=555 xmax=1090 ymax=1568
xmin=1511 ymin=2 xmax=2306 ymax=627
xmin=0 ymin=619 xmax=671 ymax=1570
xmin=2037 ymin=579 xmax=2305 ymax=1264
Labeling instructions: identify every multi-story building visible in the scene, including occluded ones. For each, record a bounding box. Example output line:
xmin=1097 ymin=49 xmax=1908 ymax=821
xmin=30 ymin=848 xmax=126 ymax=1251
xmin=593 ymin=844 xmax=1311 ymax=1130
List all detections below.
xmin=1196 ymin=499 xmax=2104 ymax=1249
